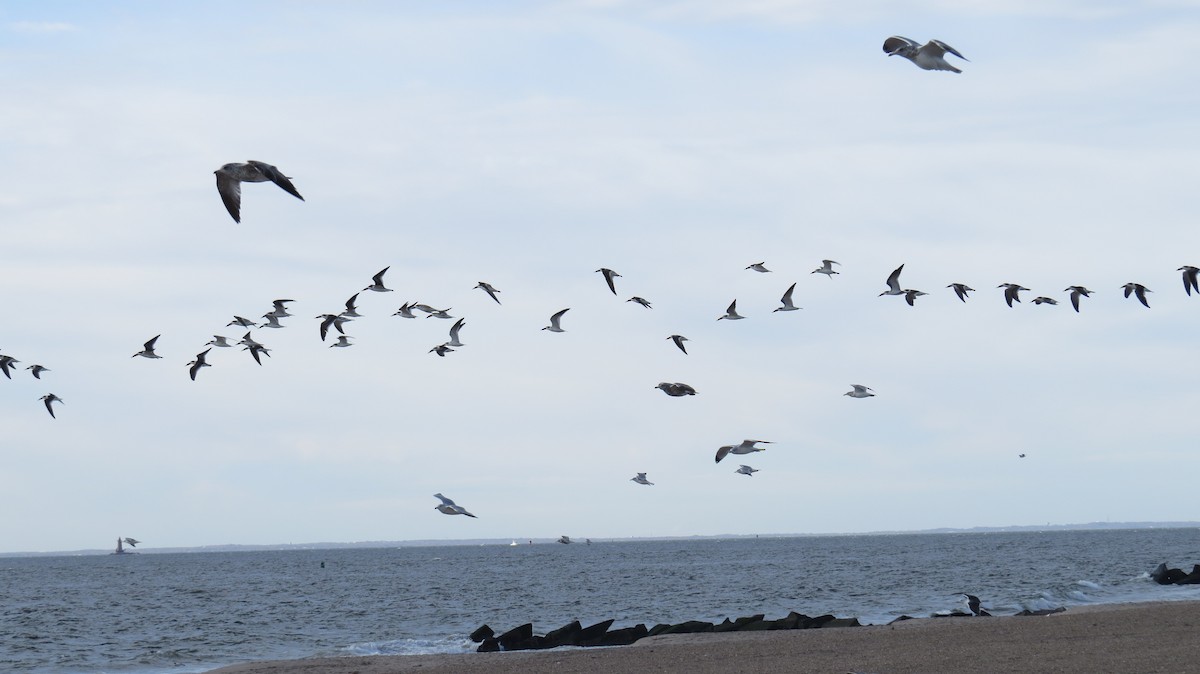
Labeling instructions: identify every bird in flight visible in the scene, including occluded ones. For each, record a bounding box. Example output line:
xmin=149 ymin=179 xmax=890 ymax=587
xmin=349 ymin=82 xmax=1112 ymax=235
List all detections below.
xmin=40 ymin=393 xmax=63 ymax=419
xmin=812 ymin=260 xmax=840 ymax=277
xmin=655 ymin=382 xmax=697 ymax=397
xmin=1123 ymin=283 xmax=1152 ymax=308
xmin=132 ymin=335 xmax=162 ymax=359
xmin=1064 ymin=286 xmax=1093 ymax=313
xmin=187 ymin=349 xmax=211 ymax=381
xmin=735 ymin=465 xmax=758 ymax=477
xmin=543 ymin=308 xmax=570 ymax=332
xmin=667 ymin=334 xmax=689 ymax=354
xmin=1178 ymin=266 xmax=1199 ymax=296
xmin=947 ymin=283 xmax=974 ymax=302
xmin=746 ymin=262 xmax=771 ymax=273
xmin=998 ymin=283 xmax=1029 ymax=308
xmin=845 ymin=384 xmax=874 ymax=398
xmin=214 ymin=160 xmax=304 ymax=223
xmin=880 ymin=265 xmax=906 ymax=297
xmin=774 ymin=283 xmax=801 ymax=312
xmin=715 ymin=440 xmax=771 ymax=464
xmin=363 ymin=267 xmax=392 ymax=293
xmin=630 ymin=473 xmax=654 ymax=486
xmin=883 ymin=36 xmax=968 ymax=73
xmin=474 ymin=281 xmax=502 ymax=304
xmin=433 ymin=493 xmax=477 ymax=518
xmin=718 ymin=300 xmax=745 ymax=321
xmin=596 ymin=268 xmax=621 ymax=295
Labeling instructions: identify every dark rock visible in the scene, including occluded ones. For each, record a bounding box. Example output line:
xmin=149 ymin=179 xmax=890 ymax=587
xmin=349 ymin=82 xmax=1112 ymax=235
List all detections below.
xmin=497 ymin=623 xmax=536 ymax=651
xmin=1015 ymin=607 xmax=1067 ymax=616
xmin=806 ymin=614 xmax=837 ymax=628
xmin=657 ymin=620 xmax=715 ymax=635
xmin=713 ymin=618 xmax=734 ymax=632
xmin=541 ymin=620 xmax=582 ymax=648
xmin=715 ymin=614 xmax=764 ymax=632
xmin=469 ymin=624 xmax=494 ymax=643
xmin=476 ymin=638 xmax=500 ymax=653
xmin=732 ymin=619 xmax=776 ymax=631
xmin=598 ymin=624 xmax=648 ymax=646
xmin=646 ymin=623 xmax=673 ymax=637
xmin=576 ymin=619 xmax=615 ymax=646
xmin=778 ymin=612 xmax=807 ymax=629
xmin=821 ymin=617 xmax=861 ymax=628
xmin=888 ymin=615 xmax=916 ymax=624
xmin=1151 ymin=562 xmax=1188 ymax=585
xmin=1177 ymin=564 xmax=1200 ymax=585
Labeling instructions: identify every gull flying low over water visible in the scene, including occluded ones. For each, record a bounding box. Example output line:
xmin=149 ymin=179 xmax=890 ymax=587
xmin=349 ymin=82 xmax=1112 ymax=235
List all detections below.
xmin=187 ymin=348 xmax=211 ymax=381
xmin=735 ymin=465 xmax=758 ymax=477
xmin=880 ymin=265 xmax=905 ymax=296
xmin=1179 ymin=266 xmax=1200 ymax=296
xmin=1032 ymin=296 xmax=1058 ymax=306
xmin=631 ymin=473 xmax=654 ymax=486
xmin=430 ymin=343 xmax=454 ymax=357
xmin=447 ymin=318 xmax=466 ymax=347
xmin=363 ymin=266 xmax=392 ymax=293
xmin=774 ymin=283 xmax=801 ymax=312
xmin=1123 ymin=283 xmax=1152 ymax=308
xmin=812 ymin=259 xmax=840 ymax=277
xmin=596 ymin=268 xmax=621 ymax=295
xmin=543 ymin=308 xmax=570 ymax=332
xmin=627 ymin=296 xmax=652 ymax=309
xmin=132 ymin=335 xmax=162 ymax=359
xmin=715 ymin=439 xmax=772 ymax=464
xmin=948 ymin=283 xmax=974 ymax=302
xmin=475 ymin=281 xmax=502 ymax=304
xmin=655 ymin=382 xmax=697 ymax=397
xmin=214 ymin=160 xmax=304 ymax=223
xmin=883 ymin=36 xmax=968 ymax=73
xmin=668 ymin=334 xmax=689 ymax=354
xmin=845 ymin=384 xmax=874 ymax=398
xmin=746 ymin=262 xmax=771 ymax=273
xmin=26 ymin=364 xmax=49 ymax=379
xmin=40 ymin=393 xmax=63 ymax=418
xmin=433 ymin=493 xmax=476 ymax=518
xmin=718 ymin=300 xmax=744 ymax=320
xmin=1065 ymin=286 xmax=1093 ymax=313
xmin=998 ymin=283 xmax=1029 ymax=308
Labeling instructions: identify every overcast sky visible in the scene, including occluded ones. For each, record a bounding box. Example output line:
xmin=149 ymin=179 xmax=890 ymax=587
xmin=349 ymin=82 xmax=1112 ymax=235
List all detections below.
xmin=2 ymin=1 xmax=1198 ymax=553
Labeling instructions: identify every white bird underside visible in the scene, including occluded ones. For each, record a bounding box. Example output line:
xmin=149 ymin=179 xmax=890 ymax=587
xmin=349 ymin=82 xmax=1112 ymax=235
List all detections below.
xmin=883 ymin=36 xmax=967 ymax=73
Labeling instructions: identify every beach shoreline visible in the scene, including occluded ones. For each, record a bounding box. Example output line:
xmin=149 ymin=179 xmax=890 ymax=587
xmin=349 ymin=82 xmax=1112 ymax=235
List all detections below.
xmin=207 ymin=599 xmax=1200 ymax=674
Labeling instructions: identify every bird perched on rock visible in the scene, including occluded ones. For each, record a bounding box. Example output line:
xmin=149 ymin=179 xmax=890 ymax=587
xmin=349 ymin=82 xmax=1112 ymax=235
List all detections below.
xmin=214 ymin=160 xmax=304 ymax=223
xmin=883 ymin=36 xmax=968 ymax=73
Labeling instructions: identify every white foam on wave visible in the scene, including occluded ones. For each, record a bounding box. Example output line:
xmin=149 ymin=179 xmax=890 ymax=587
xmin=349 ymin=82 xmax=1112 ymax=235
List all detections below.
xmin=339 ymin=635 xmax=475 ymax=657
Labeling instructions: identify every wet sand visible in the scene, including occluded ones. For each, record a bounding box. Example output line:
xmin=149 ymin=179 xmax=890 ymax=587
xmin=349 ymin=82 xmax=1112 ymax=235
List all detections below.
xmin=208 ymin=600 xmax=1200 ymax=674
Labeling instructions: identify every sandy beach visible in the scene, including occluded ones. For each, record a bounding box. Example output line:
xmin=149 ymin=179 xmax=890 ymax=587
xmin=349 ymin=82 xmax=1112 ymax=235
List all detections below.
xmin=208 ymin=600 xmax=1200 ymax=674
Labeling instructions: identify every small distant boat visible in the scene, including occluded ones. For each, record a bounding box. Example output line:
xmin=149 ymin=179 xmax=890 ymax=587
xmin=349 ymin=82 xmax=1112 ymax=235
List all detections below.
xmin=509 ymin=540 xmax=518 ymax=547
xmin=557 ymin=535 xmax=571 ymax=544
xmin=112 ymin=537 xmax=140 ymax=555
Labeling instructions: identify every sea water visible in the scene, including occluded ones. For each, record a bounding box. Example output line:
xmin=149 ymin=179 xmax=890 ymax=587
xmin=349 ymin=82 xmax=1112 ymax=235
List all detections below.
xmin=2 ymin=528 xmax=1198 ymax=674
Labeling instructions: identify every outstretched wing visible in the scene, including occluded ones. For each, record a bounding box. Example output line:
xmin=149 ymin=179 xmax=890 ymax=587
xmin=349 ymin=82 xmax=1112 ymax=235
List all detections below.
xmin=247 ymin=160 xmax=304 ymax=201
xmin=883 ymin=35 xmax=919 ymax=55
xmin=927 ymin=39 xmax=967 ymax=61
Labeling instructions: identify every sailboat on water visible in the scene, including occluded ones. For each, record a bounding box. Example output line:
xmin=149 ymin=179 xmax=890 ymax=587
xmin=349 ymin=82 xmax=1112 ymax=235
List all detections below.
xmin=112 ymin=537 xmax=141 ymax=555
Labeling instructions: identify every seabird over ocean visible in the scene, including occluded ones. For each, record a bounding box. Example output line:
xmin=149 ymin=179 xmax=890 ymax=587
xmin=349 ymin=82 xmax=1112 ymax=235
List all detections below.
xmin=26 ymin=364 xmax=49 ymax=379
xmin=718 ymin=300 xmax=745 ymax=321
xmin=475 ymin=281 xmax=502 ymax=304
xmin=628 ymin=296 xmax=652 ymax=309
xmin=433 ymin=493 xmax=476 ymax=518
xmin=880 ymin=265 xmax=905 ymax=296
xmin=1065 ymin=286 xmax=1093 ymax=313
xmin=948 ymin=283 xmax=974 ymax=302
xmin=746 ymin=262 xmax=771 ymax=273
xmin=882 ymin=36 xmax=968 ymax=73
xmin=845 ymin=384 xmax=874 ymax=398
xmin=596 ymin=268 xmax=621 ymax=295
xmin=187 ymin=349 xmax=211 ymax=381
xmin=363 ymin=266 xmax=392 ymax=293
xmin=774 ymin=283 xmax=801 ymax=312
xmin=40 ymin=393 xmax=63 ymax=418
xmin=958 ymin=593 xmax=991 ymax=616
xmin=631 ymin=473 xmax=654 ymax=486
xmin=735 ymin=464 xmax=758 ymax=476
xmin=812 ymin=259 xmax=840 ymax=277
xmin=715 ymin=439 xmax=771 ymax=463
xmin=1179 ymin=266 xmax=1200 ymax=296
xmin=132 ymin=335 xmax=162 ymax=359
xmin=655 ymin=382 xmax=696 ymax=397
xmin=998 ymin=283 xmax=1029 ymax=307
xmin=668 ymin=334 xmax=689 ymax=354
xmin=214 ymin=160 xmax=304 ymax=223
xmin=1123 ymin=283 xmax=1152 ymax=308
xmin=543 ymin=308 xmax=570 ymax=332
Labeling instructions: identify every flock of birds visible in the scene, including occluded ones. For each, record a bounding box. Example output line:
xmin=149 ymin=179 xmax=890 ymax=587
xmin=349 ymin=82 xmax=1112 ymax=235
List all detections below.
xmin=4 ymin=36 xmax=1190 ymax=533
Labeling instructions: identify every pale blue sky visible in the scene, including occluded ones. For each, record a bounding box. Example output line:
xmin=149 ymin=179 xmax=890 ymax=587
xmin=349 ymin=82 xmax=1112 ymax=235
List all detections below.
xmin=2 ymin=1 xmax=1198 ymax=553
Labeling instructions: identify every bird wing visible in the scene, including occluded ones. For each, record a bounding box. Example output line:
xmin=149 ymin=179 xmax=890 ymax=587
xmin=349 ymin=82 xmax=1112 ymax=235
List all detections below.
xmin=781 ymin=282 xmax=796 ymax=303
xmin=715 ymin=446 xmax=732 ymax=463
xmin=145 ymin=335 xmax=160 ymax=351
xmin=434 ymin=493 xmax=456 ymax=506
xmin=215 ymin=171 xmax=242 ymax=222
xmin=883 ymin=36 xmax=918 ymax=55
xmin=247 ymin=160 xmax=304 ymax=200
xmin=886 ymin=265 xmax=904 ymax=292
xmin=927 ymin=40 xmax=967 ymax=61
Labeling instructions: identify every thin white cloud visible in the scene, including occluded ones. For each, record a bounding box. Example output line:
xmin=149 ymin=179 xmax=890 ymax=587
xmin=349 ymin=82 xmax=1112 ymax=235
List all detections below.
xmin=7 ymin=20 xmax=79 ymax=33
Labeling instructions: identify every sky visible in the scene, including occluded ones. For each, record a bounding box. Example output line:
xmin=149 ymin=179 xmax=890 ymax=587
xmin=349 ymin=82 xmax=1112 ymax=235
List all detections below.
xmin=2 ymin=1 xmax=1198 ymax=554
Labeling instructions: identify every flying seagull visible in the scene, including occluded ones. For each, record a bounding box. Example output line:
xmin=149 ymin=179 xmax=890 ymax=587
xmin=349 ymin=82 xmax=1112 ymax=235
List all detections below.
xmin=596 ymin=268 xmax=621 ymax=295
xmin=393 ymin=302 xmax=418 ymax=318
xmin=1123 ymin=283 xmax=1152 ymax=308
xmin=1064 ymin=286 xmax=1093 ymax=313
xmin=0 ymin=355 xmax=18 ymax=379
xmin=259 ymin=314 xmax=285 ymax=329
xmin=715 ymin=439 xmax=772 ymax=464
xmin=214 ymin=160 xmax=304 ymax=223
xmin=883 ymin=36 xmax=968 ymax=73
xmin=655 ymin=382 xmax=697 ymax=397
xmin=746 ymin=262 xmax=771 ymax=273
xmin=430 ymin=343 xmax=454 ymax=357
xmin=329 ymin=335 xmax=353 ymax=348
xmin=40 ymin=393 xmax=63 ymax=419
xmin=774 ymin=283 xmax=801 ymax=312
xmin=265 ymin=299 xmax=294 ymax=318
xmin=812 ymin=259 xmax=840 ymax=277
xmin=735 ymin=465 xmax=758 ymax=477
xmin=433 ymin=493 xmax=476 ymax=518
xmin=845 ymin=384 xmax=874 ymax=398
xmin=447 ymin=318 xmax=466 ymax=347
xmin=948 ymin=283 xmax=974 ymax=302
xmin=132 ymin=335 xmax=162 ymax=359
xmin=880 ymin=264 xmax=905 ymax=296
xmin=364 ymin=266 xmax=392 ymax=293
xmin=631 ymin=473 xmax=654 ymax=486
xmin=1179 ymin=266 xmax=1200 ymax=296
xmin=474 ymin=281 xmax=502 ymax=304
xmin=667 ymin=334 xmax=689 ymax=354
xmin=718 ymin=300 xmax=744 ymax=321
xmin=317 ymin=314 xmax=352 ymax=341
xmin=206 ymin=336 xmax=233 ymax=348
xmin=1032 ymin=296 xmax=1058 ymax=306
xmin=244 ymin=344 xmax=271 ymax=365
xmin=187 ymin=348 xmax=212 ymax=381
xmin=341 ymin=293 xmax=362 ymax=318
xmin=227 ymin=316 xmax=256 ymax=328
xmin=123 ymin=537 xmax=140 ymax=548
xmin=26 ymin=364 xmax=49 ymax=379
xmin=998 ymin=283 xmax=1029 ymax=308
xmin=543 ymin=308 xmax=570 ymax=332
xmin=627 ymin=296 xmax=652 ymax=309
xmin=903 ymin=289 xmax=927 ymax=306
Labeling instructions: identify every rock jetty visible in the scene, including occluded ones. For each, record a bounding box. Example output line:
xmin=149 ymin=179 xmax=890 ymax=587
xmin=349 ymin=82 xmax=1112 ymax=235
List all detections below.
xmin=1150 ymin=562 xmax=1200 ymax=585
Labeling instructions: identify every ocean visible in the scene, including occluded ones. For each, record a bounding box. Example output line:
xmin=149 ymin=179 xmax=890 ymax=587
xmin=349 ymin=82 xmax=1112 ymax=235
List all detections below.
xmin=3 ymin=528 xmax=1198 ymax=674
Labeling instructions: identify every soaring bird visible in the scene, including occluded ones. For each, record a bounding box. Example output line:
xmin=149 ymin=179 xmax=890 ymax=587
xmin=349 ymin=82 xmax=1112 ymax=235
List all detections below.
xmin=187 ymin=348 xmax=211 ymax=381
xmin=630 ymin=473 xmax=654 ymax=486
xmin=475 ymin=281 xmax=502 ymax=304
xmin=812 ymin=259 xmax=840 ymax=277
xmin=206 ymin=335 xmax=234 ymax=348
xmin=715 ymin=440 xmax=771 ymax=463
xmin=998 ymin=283 xmax=1029 ymax=307
xmin=0 ymin=355 xmax=18 ymax=379
xmin=774 ymin=283 xmax=801 ymax=312
xmin=447 ymin=318 xmax=466 ymax=347
xmin=948 ymin=283 xmax=974 ymax=302
xmin=667 ymin=334 xmax=689 ymax=354
xmin=746 ymin=262 xmax=771 ymax=273
xmin=627 ymin=296 xmax=652 ymax=309
xmin=596 ymin=268 xmax=621 ymax=295
xmin=433 ymin=493 xmax=476 ymax=518
xmin=26 ymin=364 xmax=49 ymax=379
xmin=655 ymin=382 xmax=696 ymax=397
xmin=214 ymin=160 xmax=304 ymax=223
xmin=1123 ymin=283 xmax=1152 ymax=308
xmin=363 ymin=266 xmax=392 ymax=293
xmin=845 ymin=384 xmax=874 ymax=398
xmin=1179 ymin=266 xmax=1200 ymax=296
xmin=903 ymin=289 xmax=927 ymax=306
xmin=259 ymin=314 xmax=285 ymax=329
xmin=543 ymin=308 xmax=570 ymax=332
xmin=1064 ymin=286 xmax=1093 ymax=313
xmin=341 ymin=293 xmax=363 ymax=318
xmin=880 ymin=265 xmax=905 ymax=296
xmin=329 ymin=335 xmax=353 ymax=348
xmin=40 ymin=393 xmax=63 ymax=418
xmin=227 ymin=316 xmax=256 ymax=328
xmin=735 ymin=465 xmax=758 ymax=477
xmin=882 ymin=36 xmax=968 ymax=73
xmin=1032 ymin=296 xmax=1058 ymax=306
xmin=317 ymin=314 xmax=352 ymax=341
xmin=123 ymin=537 xmax=141 ymax=548
xmin=718 ymin=300 xmax=745 ymax=321
xmin=244 ymin=344 xmax=271 ymax=365
xmin=132 ymin=335 xmax=162 ymax=359
xmin=430 ymin=342 xmax=454 ymax=357
xmin=393 ymin=302 xmax=418 ymax=319
xmin=265 ymin=299 xmax=294 ymax=318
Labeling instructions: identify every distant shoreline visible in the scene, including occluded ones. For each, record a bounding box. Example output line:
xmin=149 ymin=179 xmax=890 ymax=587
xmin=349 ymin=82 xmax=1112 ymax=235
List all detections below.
xmin=206 ymin=600 xmax=1200 ymax=674
xmin=5 ymin=521 xmax=1198 ymax=557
